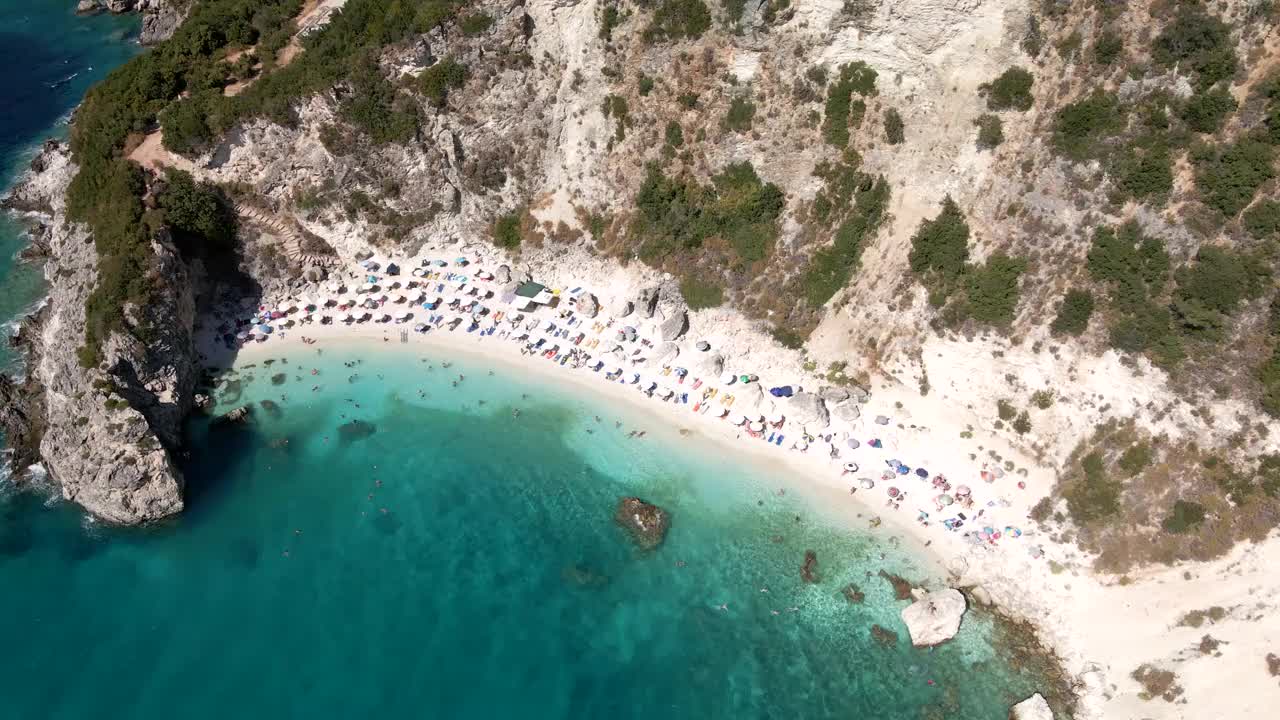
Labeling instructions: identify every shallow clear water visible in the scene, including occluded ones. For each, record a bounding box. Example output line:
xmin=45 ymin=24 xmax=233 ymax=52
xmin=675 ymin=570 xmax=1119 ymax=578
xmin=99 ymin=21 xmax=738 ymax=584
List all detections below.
xmin=1 ymin=347 xmax=1054 ymax=718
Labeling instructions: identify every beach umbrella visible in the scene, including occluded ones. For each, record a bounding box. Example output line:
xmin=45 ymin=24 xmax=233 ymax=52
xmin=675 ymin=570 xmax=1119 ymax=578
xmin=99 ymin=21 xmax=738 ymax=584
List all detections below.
xmin=739 ymin=374 xmax=751 ymax=383
xmin=696 ymin=340 xmax=710 ymax=351
xmin=235 ymin=330 xmax=250 ymax=340
xmin=859 ymin=477 xmax=875 ymax=490
xmin=915 ymin=468 xmax=929 ymax=478
xmin=341 ymin=312 xmax=354 ymax=322
xmin=256 ymin=324 xmax=273 ymax=334
xmin=887 ymin=486 xmax=900 ymax=498
xmin=955 ymin=484 xmax=972 ymax=497
xmin=846 ymin=438 xmax=860 ymax=450
xmin=748 ymin=421 xmax=764 ymax=432
xmin=937 ymin=494 xmax=954 ymax=506
xmin=843 ymin=462 xmax=858 ymax=473
xmin=395 ymin=310 xmax=411 ymax=320
xmin=433 ymin=260 xmax=447 ymax=267
xmin=768 ymin=411 xmax=785 ymax=425
xmin=720 ymin=372 xmax=737 ymax=386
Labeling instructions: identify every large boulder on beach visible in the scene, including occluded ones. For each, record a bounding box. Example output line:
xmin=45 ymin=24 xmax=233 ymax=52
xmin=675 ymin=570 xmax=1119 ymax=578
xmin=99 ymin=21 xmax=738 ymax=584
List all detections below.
xmin=495 ymin=264 xmax=512 ymax=285
xmin=694 ymin=352 xmax=724 ymax=377
xmin=1009 ymin=693 xmax=1054 ymax=720
xmin=900 ymin=588 xmax=967 ymax=647
xmin=819 ymin=386 xmax=851 ymax=404
xmin=659 ymin=310 xmax=688 ymax=341
xmin=577 ymin=293 xmax=600 ymax=318
xmin=636 ymin=287 xmax=659 ymax=318
xmin=611 ymin=299 xmax=633 ymax=318
xmin=614 ymin=497 xmax=670 ymax=549
xmin=787 ymin=392 xmax=829 ymax=428
xmin=832 ymin=400 xmax=861 ymax=423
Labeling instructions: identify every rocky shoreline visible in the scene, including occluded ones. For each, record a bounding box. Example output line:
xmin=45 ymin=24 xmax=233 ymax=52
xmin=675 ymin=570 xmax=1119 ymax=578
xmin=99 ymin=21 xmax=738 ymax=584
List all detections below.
xmin=74 ymin=0 xmax=185 ymax=45
xmin=0 ymin=141 xmax=196 ymax=524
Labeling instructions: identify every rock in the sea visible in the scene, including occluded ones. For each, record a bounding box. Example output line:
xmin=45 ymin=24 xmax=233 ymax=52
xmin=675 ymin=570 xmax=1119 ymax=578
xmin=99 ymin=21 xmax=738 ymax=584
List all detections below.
xmin=900 ymin=588 xmax=967 ymax=647
xmin=211 ymin=405 xmax=252 ymax=428
xmin=561 ymin=563 xmax=610 ymax=589
xmin=259 ymin=399 xmax=282 ymax=419
xmin=1010 ymin=693 xmax=1054 ymax=720
xmin=659 ymin=309 xmax=688 ymax=342
xmin=614 ymin=497 xmax=670 ymax=549
xmin=870 ymin=624 xmax=899 ymax=647
xmin=75 ymin=0 xmax=101 ymax=14
xmin=878 ymin=569 xmax=917 ymax=600
xmin=801 ymin=549 xmax=819 ymax=583
xmin=841 ymin=583 xmax=865 ymax=604
xmin=193 ymin=393 xmax=213 ymax=412
xmin=337 ymin=419 xmax=376 ymax=442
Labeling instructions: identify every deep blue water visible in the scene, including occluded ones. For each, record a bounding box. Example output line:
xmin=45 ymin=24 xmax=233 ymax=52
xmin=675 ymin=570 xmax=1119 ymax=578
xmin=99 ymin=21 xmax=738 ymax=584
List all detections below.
xmin=0 ymin=7 xmax=1063 ymax=719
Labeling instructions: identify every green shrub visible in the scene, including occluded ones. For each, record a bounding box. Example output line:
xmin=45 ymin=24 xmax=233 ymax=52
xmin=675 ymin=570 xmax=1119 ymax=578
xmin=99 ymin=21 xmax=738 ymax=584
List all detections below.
xmin=1180 ymin=87 xmax=1238 ymax=133
xmin=1113 ymin=144 xmax=1173 ymax=199
xmin=632 ymin=162 xmax=784 ymax=264
xmin=677 ymin=91 xmax=699 ymax=109
xmin=797 ymin=161 xmax=891 ymax=307
xmin=679 ymin=276 xmax=725 ymax=309
xmin=883 ymin=108 xmax=904 ymax=144
xmin=997 ymin=398 xmax=1017 ymax=421
xmin=599 ymin=3 xmax=623 ymax=41
xmin=1243 ymin=199 xmax=1280 ymax=238
xmin=1087 ymin=221 xmax=1170 ymax=311
xmin=1151 ymin=5 xmax=1238 ymax=90
xmin=1118 ymin=443 xmax=1153 ymax=477
xmin=822 ymin=61 xmax=877 ymax=147
xmin=1052 ymin=90 xmax=1123 ymax=160
xmin=343 ymin=53 xmax=419 ymax=143
xmin=981 ymin=67 xmax=1034 ymax=111
xmin=1195 ymin=138 xmax=1276 ymax=217
xmin=974 ymin=114 xmax=1003 ymax=149
xmin=638 ymin=74 xmax=655 ymax=96
xmin=1172 ymin=246 xmax=1270 ymax=338
xmin=1260 ymin=345 xmax=1280 ymax=417
xmin=1093 ymin=29 xmax=1123 ymax=66
xmin=160 ymin=95 xmax=217 ymax=156
xmin=492 ymin=211 xmax=523 ymax=249
xmin=1162 ymin=500 xmax=1206 ymax=534
xmin=1064 ymin=450 xmax=1122 ymax=524
xmin=1051 ymin=288 xmax=1095 ymax=335
xmin=1013 ymin=410 xmax=1032 ymax=435
xmin=664 ymin=121 xmax=684 ymax=147
xmin=908 ymin=196 xmax=969 ymax=280
xmin=419 ymin=57 xmax=467 ymax=109
xmin=965 ymin=252 xmax=1026 ymax=325
xmin=602 ymin=94 xmax=630 ymax=141
xmin=644 ymin=0 xmax=711 ymax=43
xmin=722 ymin=97 xmax=756 ymax=132
xmin=458 ymin=12 xmax=493 ymax=35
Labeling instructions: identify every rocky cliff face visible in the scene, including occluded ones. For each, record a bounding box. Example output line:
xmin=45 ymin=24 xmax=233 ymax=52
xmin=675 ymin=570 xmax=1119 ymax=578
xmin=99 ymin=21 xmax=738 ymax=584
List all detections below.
xmin=1 ymin=143 xmax=195 ymax=524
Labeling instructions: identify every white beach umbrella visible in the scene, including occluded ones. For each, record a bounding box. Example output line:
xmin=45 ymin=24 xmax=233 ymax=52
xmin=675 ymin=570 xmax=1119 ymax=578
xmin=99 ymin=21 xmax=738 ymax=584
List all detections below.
xmin=720 ymin=371 xmax=737 ymax=386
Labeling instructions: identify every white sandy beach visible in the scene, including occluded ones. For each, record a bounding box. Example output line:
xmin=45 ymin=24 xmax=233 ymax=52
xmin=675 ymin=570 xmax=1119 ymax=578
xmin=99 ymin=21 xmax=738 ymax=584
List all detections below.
xmin=198 ymin=244 xmax=1280 ymax=720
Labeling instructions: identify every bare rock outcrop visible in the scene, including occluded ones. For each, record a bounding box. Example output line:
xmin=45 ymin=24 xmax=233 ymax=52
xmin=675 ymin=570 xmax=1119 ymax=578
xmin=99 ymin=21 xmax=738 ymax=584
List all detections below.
xmin=659 ymin=309 xmax=688 ymax=342
xmin=900 ymin=588 xmax=967 ymax=647
xmin=1009 ymin=693 xmax=1054 ymax=720
xmin=614 ymin=497 xmax=670 ymax=550
xmin=0 ymin=142 xmax=195 ymax=524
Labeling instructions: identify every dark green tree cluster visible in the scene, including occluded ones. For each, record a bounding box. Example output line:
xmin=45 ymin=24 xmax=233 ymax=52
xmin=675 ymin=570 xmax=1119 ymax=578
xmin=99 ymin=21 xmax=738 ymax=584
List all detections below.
xmin=155 ymin=168 xmax=237 ymax=260
xmin=492 ymin=210 xmax=523 ymax=249
xmin=1050 ymin=288 xmax=1095 ymax=336
xmin=1051 ymin=90 xmax=1123 ymax=160
xmin=883 ymin=108 xmax=904 ymax=145
xmin=1086 ymin=222 xmax=1181 ymax=365
xmin=1151 ymin=4 xmax=1238 ymax=91
xmin=722 ymin=97 xmax=756 ymax=133
xmin=1193 ymin=138 xmax=1276 ymax=218
xmin=419 ymin=57 xmax=467 ymax=109
xmin=1171 ymin=246 xmax=1270 ymax=340
xmin=632 ymin=161 xmax=784 ymax=264
xmin=974 ymin=114 xmax=1003 ymax=150
xmin=822 ymin=61 xmax=877 ymax=148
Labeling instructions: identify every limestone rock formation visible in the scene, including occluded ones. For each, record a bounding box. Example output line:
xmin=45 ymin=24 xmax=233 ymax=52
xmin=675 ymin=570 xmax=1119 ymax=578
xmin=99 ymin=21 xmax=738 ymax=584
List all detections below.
xmin=832 ymin=400 xmax=861 ymax=423
xmin=900 ymin=588 xmax=967 ymax=647
xmin=635 ymin=288 xmax=659 ymax=319
xmin=787 ymin=392 xmax=830 ymax=429
xmin=577 ymin=293 xmax=599 ymax=318
xmin=1009 ymin=693 xmax=1054 ymax=720
xmin=0 ymin=141 xmax=194 ymax=525
xmin=611 ymin=299 xmax=633 ymax=318
xmin=614 ymin=497 xmax=670 ymax=550
xmin=659 ymin=310 xmax=688 ymax=342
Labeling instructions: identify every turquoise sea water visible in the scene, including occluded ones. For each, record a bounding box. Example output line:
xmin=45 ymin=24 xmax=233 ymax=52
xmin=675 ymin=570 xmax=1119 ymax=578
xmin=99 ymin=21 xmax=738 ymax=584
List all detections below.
xmin=0 ymin=346 xmax=1059 ymax=718
xmin=0 ymin=1 xmax=140 ymax=369
xmin=0 ymin=6 xmax=1063 ymax=719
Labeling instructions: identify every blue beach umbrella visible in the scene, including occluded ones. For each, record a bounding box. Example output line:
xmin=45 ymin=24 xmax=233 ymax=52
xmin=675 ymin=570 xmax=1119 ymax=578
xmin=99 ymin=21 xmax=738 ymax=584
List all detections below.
xmin=915 ymin=468 xmax=929 ymax=478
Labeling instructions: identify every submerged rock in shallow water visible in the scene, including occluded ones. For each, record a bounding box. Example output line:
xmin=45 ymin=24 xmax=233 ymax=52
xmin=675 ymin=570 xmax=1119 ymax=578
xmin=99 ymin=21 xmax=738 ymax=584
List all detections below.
xmin=211 ymin=405 xmax=252 ymax=428
xmin=900 ymin=588 xmax=967 ymax=647
xmin=259 ymin=400 xmax=282 ymax=419
xmin=878 ymin=569 xmax=916 ymax=601
xmin=271 ymin=373 xmax=287 ymax=385
xmin=870 ymin=624 xmax=899 ymax=647
xmin=338 ymin=419 xmax=376 ymax=443
xmin=614 ymin=497 xmax=670 ymax=550
xmin=801 ymin=550 xmax=819 ymax=583
xmin=841 ymin=583 xmax=865 ymax=604
xmin=562 ymin=563 xmax=610 ymax=589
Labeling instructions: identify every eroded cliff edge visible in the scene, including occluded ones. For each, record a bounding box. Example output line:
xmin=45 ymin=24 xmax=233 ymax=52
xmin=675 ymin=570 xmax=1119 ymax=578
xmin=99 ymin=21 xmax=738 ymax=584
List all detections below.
xmin=1 ymin=142 xmax=196 ymax=524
